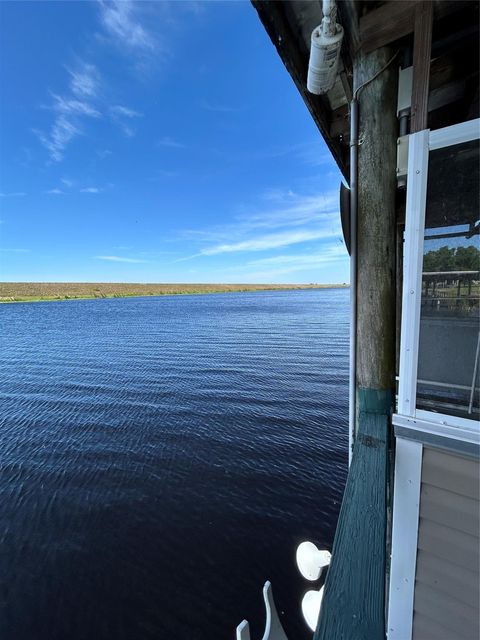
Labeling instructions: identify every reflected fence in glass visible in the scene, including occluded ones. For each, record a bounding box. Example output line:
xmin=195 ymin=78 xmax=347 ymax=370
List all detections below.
xmin=416 ymin=139 xmax=480 ymax=421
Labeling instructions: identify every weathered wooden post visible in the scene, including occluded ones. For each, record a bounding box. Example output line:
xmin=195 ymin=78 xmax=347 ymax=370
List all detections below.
xmin=355 ymin=46 xmax=397 ymax=418
xmin=315 ymin=45 xmax=397 ymax=640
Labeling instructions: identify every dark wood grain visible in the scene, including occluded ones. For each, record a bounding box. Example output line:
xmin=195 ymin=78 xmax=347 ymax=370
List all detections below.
xmin=411 ymin=1 xmax=433 ymax=132
xmin=355 ymin=46 xmax=397 ymax=392
xmin=360 ymin=1 xmax=418 ymax=54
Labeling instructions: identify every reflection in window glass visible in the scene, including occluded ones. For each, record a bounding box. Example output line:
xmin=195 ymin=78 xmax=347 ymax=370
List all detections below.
xmin=417 ymin=139 xmax=480 ymax=420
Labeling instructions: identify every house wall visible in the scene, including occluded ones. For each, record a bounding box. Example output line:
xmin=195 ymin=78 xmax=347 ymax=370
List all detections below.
xmin=412 ymin=446 xmax=479 ymax=640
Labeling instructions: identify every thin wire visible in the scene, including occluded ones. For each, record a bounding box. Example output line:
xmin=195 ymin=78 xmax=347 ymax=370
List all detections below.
xmin=353 ymin=50 xmax=399 ymax=101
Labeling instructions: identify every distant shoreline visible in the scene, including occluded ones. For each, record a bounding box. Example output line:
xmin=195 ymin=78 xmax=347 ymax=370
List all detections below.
xmin=0 ymin=282 xmax=349 ymax=304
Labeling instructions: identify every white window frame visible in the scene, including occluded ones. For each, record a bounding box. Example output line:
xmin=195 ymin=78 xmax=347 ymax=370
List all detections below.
xmin=387 ymin=437 xmax=423 ymax=640
xmin=389 ymin=118 xmax=480 ymax=640
xmin=394 ymin=118 xmax=480 ymax=438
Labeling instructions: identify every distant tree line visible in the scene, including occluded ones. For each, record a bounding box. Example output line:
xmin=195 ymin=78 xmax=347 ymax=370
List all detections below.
xmin=423 ymin=245 xmax=480 ymax=272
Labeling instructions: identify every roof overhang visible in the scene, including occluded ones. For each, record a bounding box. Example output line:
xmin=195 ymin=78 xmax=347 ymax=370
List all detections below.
xmin=252 ymin=0 xmax=479 ymax=179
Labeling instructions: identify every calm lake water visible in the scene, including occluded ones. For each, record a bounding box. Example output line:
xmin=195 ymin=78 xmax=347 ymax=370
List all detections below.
xmin=0 ymin=288 xmax=348 ymax=640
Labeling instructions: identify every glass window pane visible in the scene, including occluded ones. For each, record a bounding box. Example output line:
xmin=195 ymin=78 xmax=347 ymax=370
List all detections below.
xmin=416 ymin=138 xmax=480 ymax=420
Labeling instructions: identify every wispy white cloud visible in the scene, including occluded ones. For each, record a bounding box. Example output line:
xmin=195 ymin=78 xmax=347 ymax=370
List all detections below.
xmin=34 ymin=64 xmax=101 ymax=162
xmin=109 ymin=104 xmax=142 ymax=137
xmin=295 ymin=145 xmax=337 ymax=168
xmin=110 ymin=105 xmax=142 ymax=119
xmin=33 ymin=116 xmax=80 ymax=162
xmin=61 ymin=178 xmax=74 ymax=188
xmin=50 ymin=94 xmax=101 ymax=118
xmin=118 ymin=124 xmax=135 ymax=138
xmin=97 ymin=149 xmax=112 ymax=159
xmin=0 ymin=192 xmax=26 ymax=197
xmin=242 ymin=191 xmax=338 ymax=230
xmin=177 ymin=189 xmax=342 ymax=261
xmin=98 ymin=1 xmax=155 ymax=52
xmin=200 ymin=99 xmax=241 ymax=113
xmin=158 ymin=136 xmax=186 ymax=149
xmin=247 ymin=245 xmax=346 ymax=268
xmin=67 ymin=63 xmax=100 ymax=98
xmin=80 ymin=187 xmax=101 ymax=194
xmin=181 ymin=190 xmax=338 ymax=241
xmin=239 ymin=263 xmax=344 ymax=282
xmin=95 ymin=255 xmax=150 ymax=263
xmin=0 ymin=248 xmax=31 ymax=253
xmin=46 ymin=188 xmax=64 ymax=195
xmin=209 ymin=141 xmax=337 ymax=170
xmin=201 ymin=228 xmax=337 ymax=256
xmin=155 ymin=169 xmax=179 ymax=179
xmin=218 ymin=245 xmax=348 ymax=282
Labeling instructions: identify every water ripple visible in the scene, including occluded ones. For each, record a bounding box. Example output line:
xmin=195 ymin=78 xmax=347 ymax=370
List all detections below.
xmin=0 ymin=289 xmax=348 ymax=640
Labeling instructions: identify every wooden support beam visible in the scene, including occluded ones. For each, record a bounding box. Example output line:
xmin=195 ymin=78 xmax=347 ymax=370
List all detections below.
xmin=428 ymin=77 xmax=470 ymax=113
xmin=330 ymin=68 xmax=475 ymax=142
xmin=360 ymin=1 xmax=417 ymax=54
xmin=337 ymin=0 xmax=360 ymax=75
xmin=355 ymin=50 xmax=398 ymax=394
xmin=315 ymin=46 xmax=398 ymax=640
xmin=411 ymin=1 xmax=433 ymax=132
xmin=359 ymin=0 xmax=472 ymax=55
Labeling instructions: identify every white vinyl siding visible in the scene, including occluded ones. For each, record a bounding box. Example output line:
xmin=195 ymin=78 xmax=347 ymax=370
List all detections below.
xmin=412 ymin=447 xmax=479 ymax=640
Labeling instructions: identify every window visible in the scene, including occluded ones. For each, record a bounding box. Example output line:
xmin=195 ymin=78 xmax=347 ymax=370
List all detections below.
xmin=397 ymin=119 xmax=480 ymax=432
xmin=417 ymin=140 xmax=479 ymax=419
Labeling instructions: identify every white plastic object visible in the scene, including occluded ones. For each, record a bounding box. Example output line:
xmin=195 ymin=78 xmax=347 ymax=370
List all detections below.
xmin=236 ymin=581 xmax=289 ymax=640
xmin=301 ymin=586 xmax=324 ymax=631
xmin=396 ymin=134 xmax=409 ymax=187
xmin=307 ymin=0 xmax=343 ymax=95
xmin=296 ymin=541 xmax=331 ymax=581
xmin=397 ymin=66 xmax=413 ymax=116
xmin=236 ymin=620 xmax=251 ymax=640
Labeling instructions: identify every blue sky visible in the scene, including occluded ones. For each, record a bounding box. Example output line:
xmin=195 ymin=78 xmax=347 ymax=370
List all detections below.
xmin=0 ymin=1 xmax=348 ymax=284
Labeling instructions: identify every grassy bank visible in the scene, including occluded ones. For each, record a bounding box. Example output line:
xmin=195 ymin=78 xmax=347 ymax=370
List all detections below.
xmin=0 ymin=282 xmax=348 ymax=303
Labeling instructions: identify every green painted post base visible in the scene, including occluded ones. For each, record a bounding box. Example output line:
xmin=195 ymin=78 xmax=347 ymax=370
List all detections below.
xmin=314 ymin=388 xmax=393 ymax=640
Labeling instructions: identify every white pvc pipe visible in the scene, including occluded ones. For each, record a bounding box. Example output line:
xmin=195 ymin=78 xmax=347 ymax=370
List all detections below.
xmin=348 ymin=99 xmax=359 ymax=465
